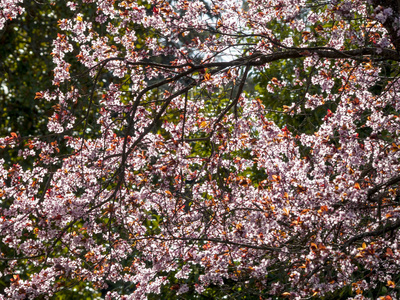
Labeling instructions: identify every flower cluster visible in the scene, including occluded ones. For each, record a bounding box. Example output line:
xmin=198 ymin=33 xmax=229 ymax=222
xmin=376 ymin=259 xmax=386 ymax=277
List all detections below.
xmin=0 ymin=0 xmax=23 ymax=30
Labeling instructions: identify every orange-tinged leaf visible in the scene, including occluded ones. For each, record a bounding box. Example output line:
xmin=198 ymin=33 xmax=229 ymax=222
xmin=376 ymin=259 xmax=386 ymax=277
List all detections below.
xmin=354 ymin=182 xmax=361 ymax=190
xmin=282 ymin=207 xmax=290 ymax=216
xmin=366 ymin=22 xmax=375 ymax=28
xmin=271 ymin=174 xmax=280 ymax=182
xmin=364 ymin=62 xmax=373 ymax=70
xmin=34 ymin=92 xmax=43 ymax=99
xmin=387 ymin=280 xmax=396 ymax=288
xmin=199 ymin=121 xmax=208 ymax=128
xmin=297 ymin=185 xmax=307 ymax=193
xmin=235 ymin=223 xmax=243 ymax=230
xmin=386 ymin=248 xmax=394 ymax=257
xmin=318 ymin=205 xmax=329 ymax=215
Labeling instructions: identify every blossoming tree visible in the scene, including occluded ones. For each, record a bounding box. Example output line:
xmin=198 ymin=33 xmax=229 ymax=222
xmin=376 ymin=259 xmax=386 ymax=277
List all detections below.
xmin=2 ymin=0 xmax=400 ymax=298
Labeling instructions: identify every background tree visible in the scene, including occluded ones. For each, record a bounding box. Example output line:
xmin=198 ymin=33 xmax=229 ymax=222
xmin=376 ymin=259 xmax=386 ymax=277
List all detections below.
xmin=2 ymin=0 xmax=400 ymax=299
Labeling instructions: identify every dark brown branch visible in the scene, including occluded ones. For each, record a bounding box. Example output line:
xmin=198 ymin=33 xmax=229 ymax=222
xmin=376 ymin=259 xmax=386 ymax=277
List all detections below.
xmin=341 ymin=218 xmax=400 ymax=251
xmin=367 ymin=175 xmax=400 ymax=198
xmin=84 ymin=47 xmax=399 ymax=78
xmin=212 ymin=64 xmax=250 ymax=131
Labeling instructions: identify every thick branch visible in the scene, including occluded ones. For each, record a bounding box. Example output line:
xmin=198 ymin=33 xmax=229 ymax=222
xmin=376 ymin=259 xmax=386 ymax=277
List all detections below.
xmin=95 ymin=47 xmax=399 ymax=77
xmin=367 ymin=175 xmax=400 ymax=198
xmin=341 ymin=218 xmax=400 ymax=251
